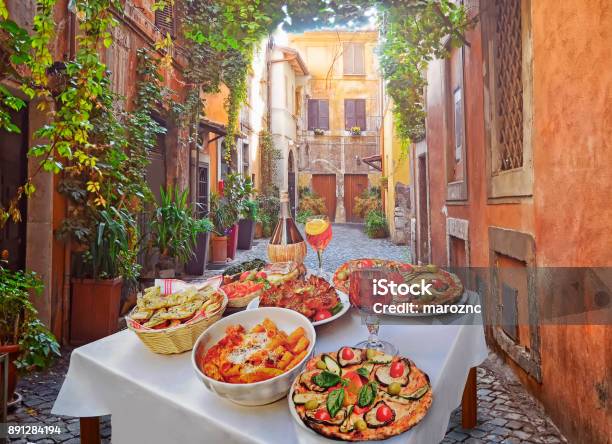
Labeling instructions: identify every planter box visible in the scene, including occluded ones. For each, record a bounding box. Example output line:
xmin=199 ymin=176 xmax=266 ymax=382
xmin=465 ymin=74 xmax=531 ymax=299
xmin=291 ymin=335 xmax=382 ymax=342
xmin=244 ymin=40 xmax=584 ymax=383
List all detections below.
xmin=227 ymin=224 xmax=239 ymax=259
xmin=367 ymin=228 xmax=388 ymax=239
xmin=237 ymin=219 xmax=255 ymax=250
xmin=70 ymin=277 xmax=123 ymax=345
xmin=185 ymin=232 xmax=210 ymax=275
xmin=211 ymin=235 xmax=228 ymax=264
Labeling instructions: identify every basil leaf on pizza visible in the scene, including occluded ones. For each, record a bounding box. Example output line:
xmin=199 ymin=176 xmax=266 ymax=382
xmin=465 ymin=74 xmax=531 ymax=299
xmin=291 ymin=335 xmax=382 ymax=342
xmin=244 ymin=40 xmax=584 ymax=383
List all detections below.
xmin=313 ymin=371 xmax=341 ymax=388
xmin=327 ymin=388 xmax=344 ymax=418
xmin=357 ymin=381 xmax=377 ymax=407
xmin=356 ymin=367 xmax=370 ymax=378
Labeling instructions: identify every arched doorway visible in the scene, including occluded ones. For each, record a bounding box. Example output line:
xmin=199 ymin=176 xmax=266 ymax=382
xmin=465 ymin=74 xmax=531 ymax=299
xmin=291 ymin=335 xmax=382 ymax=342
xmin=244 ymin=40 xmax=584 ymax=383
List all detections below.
xmin=288 ymin=150 xmax=296 ymax=218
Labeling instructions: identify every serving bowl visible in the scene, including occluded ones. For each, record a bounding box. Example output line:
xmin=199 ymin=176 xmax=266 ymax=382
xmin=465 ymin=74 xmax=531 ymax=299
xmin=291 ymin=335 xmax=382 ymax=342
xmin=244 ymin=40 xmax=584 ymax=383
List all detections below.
xmin=191 ymin=307 xmax=316 ymax=406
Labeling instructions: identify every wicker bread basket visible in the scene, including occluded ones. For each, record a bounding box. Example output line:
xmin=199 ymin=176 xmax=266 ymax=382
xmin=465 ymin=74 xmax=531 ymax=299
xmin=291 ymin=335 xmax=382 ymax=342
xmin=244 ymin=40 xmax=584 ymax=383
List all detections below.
xmin=127 ymin=290 xmax=228 ymax=354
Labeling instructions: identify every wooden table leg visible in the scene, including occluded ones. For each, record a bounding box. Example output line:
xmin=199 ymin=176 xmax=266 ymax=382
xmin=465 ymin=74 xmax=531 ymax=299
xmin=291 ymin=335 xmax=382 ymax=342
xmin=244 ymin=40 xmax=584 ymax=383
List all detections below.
xmin=461 ymin=367 xmax=478 ymax=429
xmin=80 ymin=417 xmax=101 ymax=444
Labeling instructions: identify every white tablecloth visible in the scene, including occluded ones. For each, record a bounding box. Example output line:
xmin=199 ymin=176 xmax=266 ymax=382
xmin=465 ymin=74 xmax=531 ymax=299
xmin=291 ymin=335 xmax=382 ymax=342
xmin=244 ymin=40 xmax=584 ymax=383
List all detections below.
xmin=53 ymin=306 xmax=488 ymax=444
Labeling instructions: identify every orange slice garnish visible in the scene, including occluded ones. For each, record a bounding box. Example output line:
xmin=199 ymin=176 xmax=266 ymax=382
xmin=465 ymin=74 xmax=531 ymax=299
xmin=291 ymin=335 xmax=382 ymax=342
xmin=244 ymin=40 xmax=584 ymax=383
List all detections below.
xmin=305 ymin=218 xmax=329 ymax=236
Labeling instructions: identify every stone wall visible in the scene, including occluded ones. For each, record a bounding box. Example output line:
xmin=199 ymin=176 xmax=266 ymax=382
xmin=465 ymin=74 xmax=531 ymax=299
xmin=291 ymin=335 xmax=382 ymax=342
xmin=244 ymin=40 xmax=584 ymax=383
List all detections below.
xmin=391 ymin=182 xmax=411 ymax=245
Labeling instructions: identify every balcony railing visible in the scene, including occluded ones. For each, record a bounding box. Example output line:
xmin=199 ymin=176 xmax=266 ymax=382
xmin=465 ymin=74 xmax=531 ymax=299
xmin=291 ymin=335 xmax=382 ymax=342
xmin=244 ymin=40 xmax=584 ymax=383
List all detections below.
xmin=299 ymin=115 xmax=382 ymax=137
xmin=297 ymin=130 xmax=380 ymax=174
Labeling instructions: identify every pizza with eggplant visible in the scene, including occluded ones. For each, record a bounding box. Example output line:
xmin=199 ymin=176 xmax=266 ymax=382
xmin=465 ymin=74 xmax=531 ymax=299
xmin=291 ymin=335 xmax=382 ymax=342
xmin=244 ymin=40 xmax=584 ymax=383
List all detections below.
xmin=291 ymin=348 xmax=432 ymax=441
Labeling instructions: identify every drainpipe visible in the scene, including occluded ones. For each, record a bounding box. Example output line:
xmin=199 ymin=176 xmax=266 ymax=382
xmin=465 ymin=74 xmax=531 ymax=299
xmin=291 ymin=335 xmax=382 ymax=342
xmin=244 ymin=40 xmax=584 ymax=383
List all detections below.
xmin=266 ymin=36 xmax=273 ymax=132
xmin=62 ymin=9 xmax=77 ymax=345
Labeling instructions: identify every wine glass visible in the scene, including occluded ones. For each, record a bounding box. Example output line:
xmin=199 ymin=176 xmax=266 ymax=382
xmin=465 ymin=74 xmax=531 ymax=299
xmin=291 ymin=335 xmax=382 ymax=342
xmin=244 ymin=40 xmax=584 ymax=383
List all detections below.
xmin=349 ymin=266 xmax=398 ymax=355
xmin=304 ymin=215 xmax=332 ymax=279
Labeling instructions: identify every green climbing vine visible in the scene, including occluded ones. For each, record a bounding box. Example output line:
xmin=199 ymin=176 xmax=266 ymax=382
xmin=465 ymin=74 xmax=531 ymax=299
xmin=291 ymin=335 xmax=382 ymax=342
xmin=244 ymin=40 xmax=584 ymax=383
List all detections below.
xmin=0 ymin=0 xmax=473 ymax=228
xmin=378 ymin=1 xmax=472 ymax=143
xmin=259 ymin=129 xmax=282 ymax=195
xmin=181 ymin=0 xmax=473 ymax=168
xmin=0 ymin=0 xmax=57 ymax=225
xmin=222 ymin=50 xmax=249 ymax=164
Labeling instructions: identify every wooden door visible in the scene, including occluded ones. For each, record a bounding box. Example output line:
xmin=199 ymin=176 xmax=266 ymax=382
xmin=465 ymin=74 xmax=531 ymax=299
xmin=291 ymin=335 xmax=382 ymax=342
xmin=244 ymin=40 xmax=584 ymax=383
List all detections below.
xmin=0 ymin=106 xmax=28 ymax=270
xmin=146 ymin=124 xmax=167 ymax=203
xmin=312 ymin=174 xmax=336 ymax=221
xmin=344 ymin=174 xmax=368 ymax=222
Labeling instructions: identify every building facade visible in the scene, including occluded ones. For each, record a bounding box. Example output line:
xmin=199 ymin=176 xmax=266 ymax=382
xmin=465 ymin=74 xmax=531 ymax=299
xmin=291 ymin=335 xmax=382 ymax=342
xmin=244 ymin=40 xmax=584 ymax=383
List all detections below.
xmin=380 ymin=97 xmax=412 ymax=245
xmin=415 ymin=1 xmax=611 ymax=443
xmin=268 ymin=45 xmax=309 ymax=215
xmin=0 ymin=0 xmax=244 ymax=341
xmin=288 ymin=31 xmax=382 ymax=223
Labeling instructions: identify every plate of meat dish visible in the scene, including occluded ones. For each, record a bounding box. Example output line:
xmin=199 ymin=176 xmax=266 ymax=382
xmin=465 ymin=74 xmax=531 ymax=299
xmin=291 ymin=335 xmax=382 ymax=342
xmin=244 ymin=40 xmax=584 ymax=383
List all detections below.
xmin=246 ymin=275 xmax=350 ymax=326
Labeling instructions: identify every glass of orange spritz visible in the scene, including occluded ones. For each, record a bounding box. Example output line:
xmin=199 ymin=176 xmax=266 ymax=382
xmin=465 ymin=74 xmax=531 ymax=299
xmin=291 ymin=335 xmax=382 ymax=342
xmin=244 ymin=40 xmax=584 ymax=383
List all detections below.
xmin=304 ymin=215 xmax=332 ymax=279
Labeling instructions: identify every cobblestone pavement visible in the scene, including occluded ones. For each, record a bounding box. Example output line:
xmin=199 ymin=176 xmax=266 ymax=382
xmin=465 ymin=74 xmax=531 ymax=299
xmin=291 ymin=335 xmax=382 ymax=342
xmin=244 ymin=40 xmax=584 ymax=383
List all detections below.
xmin=203 ymin=222 xmax=412 ymax=279
xmin=8 ymin=224 xmax=567 ymax=443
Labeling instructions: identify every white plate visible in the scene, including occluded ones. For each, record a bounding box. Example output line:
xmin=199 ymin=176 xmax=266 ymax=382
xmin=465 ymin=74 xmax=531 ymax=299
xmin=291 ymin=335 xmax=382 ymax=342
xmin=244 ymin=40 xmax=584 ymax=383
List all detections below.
xmin=246 ymin=291 xmax=351 ymax=326
xmin=287 ymin=376 xmax=318 ymax=436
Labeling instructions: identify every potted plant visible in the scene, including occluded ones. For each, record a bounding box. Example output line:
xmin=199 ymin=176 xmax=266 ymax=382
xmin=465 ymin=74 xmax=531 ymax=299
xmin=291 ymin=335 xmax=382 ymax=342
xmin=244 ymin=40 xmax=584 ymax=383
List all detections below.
xmin=350 ymin=126 xmax=362 ymax=136
xmin=313 ymin=128 xmax=325 ymax=136
xmin=224 ymin=173 xmax=253 ymax=259
xmin=209 ymin=192 xmax=237 ymax=264
xmin=151 ymin=185 xmax=213 ymax=277
xmin=237 ymin=199 xmax=259 ymax=250
xmin=69 ymin=207 xmax=140 ymax=345
xmin=379 ymin=176 xmax=389 ymax=189
xmin=365 ymin=210 xmax=389 ymax=239
xmin=185 ymin=201 xmax=214 ymax=276
xmin=0 ymin=252 xmax=61 ymax=402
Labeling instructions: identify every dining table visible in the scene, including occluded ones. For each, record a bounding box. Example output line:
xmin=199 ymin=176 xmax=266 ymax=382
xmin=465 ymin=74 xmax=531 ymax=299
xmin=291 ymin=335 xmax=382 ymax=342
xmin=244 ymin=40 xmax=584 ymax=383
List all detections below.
xmin=53 ymin=294 xmax=488 ymax=444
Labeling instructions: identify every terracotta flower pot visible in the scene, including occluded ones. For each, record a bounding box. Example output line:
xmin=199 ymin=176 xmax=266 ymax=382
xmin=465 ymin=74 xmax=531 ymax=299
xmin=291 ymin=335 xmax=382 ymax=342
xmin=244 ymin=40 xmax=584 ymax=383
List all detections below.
xmin=0 ymin=344 xmax=20 ymax=402
xmin=227 ymin=224 xmax=239 ymax=259
xmin=211 ymin=235 xmax=228 ymax=263
xmin=70 ymin=277 xmax=123 ymax=345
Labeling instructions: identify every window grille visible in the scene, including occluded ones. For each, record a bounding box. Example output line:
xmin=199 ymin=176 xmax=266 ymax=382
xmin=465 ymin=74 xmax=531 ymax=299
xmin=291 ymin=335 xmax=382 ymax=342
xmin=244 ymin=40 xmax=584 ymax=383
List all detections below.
xmin=495 ymin=0 xmax=523 ymax=171
xmin=155 ymin=4 xmax=175 ymax=38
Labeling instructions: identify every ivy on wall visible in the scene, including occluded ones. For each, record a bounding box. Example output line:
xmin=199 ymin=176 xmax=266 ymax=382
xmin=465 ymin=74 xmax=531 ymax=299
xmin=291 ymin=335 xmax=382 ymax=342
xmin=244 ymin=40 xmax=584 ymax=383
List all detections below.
xmin=0 ymin=0 xmax=472 ymax=227
xmin=181 ymin=0 xmax=472 ymax=168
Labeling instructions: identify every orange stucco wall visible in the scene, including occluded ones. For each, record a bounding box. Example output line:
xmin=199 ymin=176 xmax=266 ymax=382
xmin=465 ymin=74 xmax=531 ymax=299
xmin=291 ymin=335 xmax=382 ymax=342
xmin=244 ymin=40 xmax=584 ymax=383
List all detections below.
xmin=204 ymin=85 xmax=230 ymax=192
xmin=424 ymin=2 xmax=611 ymax=443
xmin=531 ymin=0 xmax=612 ymax=267
xmin=528 ymin=1 xmax=611 ymax=441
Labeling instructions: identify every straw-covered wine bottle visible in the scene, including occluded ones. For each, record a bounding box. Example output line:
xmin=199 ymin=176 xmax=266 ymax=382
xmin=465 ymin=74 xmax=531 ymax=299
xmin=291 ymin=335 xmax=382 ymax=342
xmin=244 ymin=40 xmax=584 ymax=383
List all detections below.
xmin=267 ymin=191 xmax=307 ymax=263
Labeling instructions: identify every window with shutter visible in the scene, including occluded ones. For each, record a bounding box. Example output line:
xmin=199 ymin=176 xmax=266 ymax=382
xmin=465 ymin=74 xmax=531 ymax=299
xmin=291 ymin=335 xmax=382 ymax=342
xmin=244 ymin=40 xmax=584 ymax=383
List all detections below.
xmin=308 ymin=100 xmax=318 ymax=130
xmin=345 ymin=99 xmax=366 ymax=130
xmin=308 ymin=99 xmax=329 ymax=130
xmin=343 ymin=43 xmax=365 ymax=75
xmin=155 ymin=4 xmax=175 ymax=38
xmin=318 ymin=100 xmax=329 ymax=130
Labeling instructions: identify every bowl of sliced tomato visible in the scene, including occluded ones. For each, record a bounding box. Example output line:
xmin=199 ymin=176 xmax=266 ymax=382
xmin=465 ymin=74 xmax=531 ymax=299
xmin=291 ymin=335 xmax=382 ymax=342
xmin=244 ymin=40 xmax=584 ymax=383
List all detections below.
xmin=221 ymin=269 xmax=270 ymax=308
